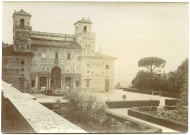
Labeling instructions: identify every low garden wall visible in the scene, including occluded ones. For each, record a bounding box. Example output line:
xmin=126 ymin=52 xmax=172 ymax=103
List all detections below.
xmin=106 ymin=100 xmax=160 ymax=109
xmin=128 ymin=108 xmax=188 ymax=132
xmin=2 ymin=81 xmax=86 ymax=133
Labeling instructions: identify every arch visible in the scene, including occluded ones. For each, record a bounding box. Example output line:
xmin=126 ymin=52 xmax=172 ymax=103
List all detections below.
xmin=20 ymin=19 xmax=25 ymax=27
xmin=83 ymin=26 xmax=87 ymax=32
xmin=51 ymin=66 xmax=61 ymax=89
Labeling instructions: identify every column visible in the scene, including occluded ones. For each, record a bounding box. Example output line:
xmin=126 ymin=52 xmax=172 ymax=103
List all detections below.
xmin=38 ymin=75 xmax=40 ymax=90
xmin=62 ymin=75 xmax=65 ymax=90
xmin=35 ymin=75 xmax=38 ymax=89
xmin=48 ymin=77 xmax=51 ymax=89
xmin=46 ymin=77 xmax=49 ymax=90
xmin=73 ymin=74 xmax=76 ymax=90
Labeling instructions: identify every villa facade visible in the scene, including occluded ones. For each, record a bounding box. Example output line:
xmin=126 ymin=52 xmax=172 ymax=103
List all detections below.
xmin=2 ymin=9 xmax=117 ymax=93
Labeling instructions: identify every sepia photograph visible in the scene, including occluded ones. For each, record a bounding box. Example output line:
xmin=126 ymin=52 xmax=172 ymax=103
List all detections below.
xmin=1 ymin=1 xmax=189 ymax=133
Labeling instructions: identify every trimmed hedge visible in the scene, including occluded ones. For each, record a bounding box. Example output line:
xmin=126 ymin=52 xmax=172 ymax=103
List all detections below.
xmin=128 ymin=109 xmax=188 ymax=132
xmin=161 ymin=92 xmax=180 ymax=98
xmin=165 ymin=99 xmax=177 ymax=106
xmin=106 ymin=100 xmax=160 ymax=109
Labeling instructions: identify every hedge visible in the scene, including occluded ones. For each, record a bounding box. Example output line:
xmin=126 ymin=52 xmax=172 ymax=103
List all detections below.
xmin=160 ymin=92 xmax=180 ymax=98
xmin=165 ymin=99 xmax=177 ymax=106
xmin=128 ymin=108 xmax=188 ymax=132
xmin=106 ymin=100 xmax=160 ymax=109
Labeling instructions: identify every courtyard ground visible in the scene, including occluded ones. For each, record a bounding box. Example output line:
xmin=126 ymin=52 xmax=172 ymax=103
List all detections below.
xmin=92 ymin=89 xmax=174 ymax=106
xmin=32 ymin=89 xmax=174 ymax=106
xmin=31 ymin=89 xmax=178 ymax=133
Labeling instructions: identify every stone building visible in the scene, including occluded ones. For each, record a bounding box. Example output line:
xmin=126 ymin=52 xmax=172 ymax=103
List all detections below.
xmin=2 ymin=9 xmax=117 ymax=93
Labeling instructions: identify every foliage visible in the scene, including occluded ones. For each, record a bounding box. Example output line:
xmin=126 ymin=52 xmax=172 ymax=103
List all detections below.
xmin=134 ymin=107 xmax=188 ymax=125
xmin=138 ymin=57 xmax=166 ymax=74
xmin=131 ymin=70 xmax=167 ymax=91
xmin=132 ymin=58 xmax=188 ymax=95
xmin=54 ymin=90 xmax=133 ymax=133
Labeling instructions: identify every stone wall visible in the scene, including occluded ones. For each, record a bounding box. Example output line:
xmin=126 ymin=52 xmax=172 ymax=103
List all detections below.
xmin=2 ymin=81 xmax=86 ymax=133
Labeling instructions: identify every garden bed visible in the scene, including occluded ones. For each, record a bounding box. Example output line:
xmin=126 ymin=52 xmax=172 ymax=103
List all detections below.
xmin=128 ymin=107 xmax=188 ymax=132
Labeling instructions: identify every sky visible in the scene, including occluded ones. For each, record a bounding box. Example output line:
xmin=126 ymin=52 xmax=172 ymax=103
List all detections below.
xmin=2 ymin=2 xmax=189 ymax=86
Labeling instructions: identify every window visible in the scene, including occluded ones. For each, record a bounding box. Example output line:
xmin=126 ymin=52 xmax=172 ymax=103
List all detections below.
xmin=87 ymin=71 xmax=89 ymax=73
xmin=41 ymin=52 xmax=46 ymax=59
xmin=83 ymin=26 xmax=87 ymax=32
xmin=105 ymin=65 xmax=109 ymax=69
xmin=76 ymin=81 xmax=79 ymax=87
xmin=21 ymin=47 xmax=24 ymax=51
xmin=87 ymin=64 xmax=90 ymax=69
xmin=67 ymin=53 xmax=70 ymax=60
xmin=55 ymin=52 xmax=58 ymax=59
xmin=21 ymin=59 xmax=25 ymax=65
xmin=32 ymin=80 xmax=35 ymax=87
xmin=86 ymin=80 xmax=90 ymax=87
xmin=91 ymin=72 xmax=94 ymax=77
xmin=20 ymin=19 xmax=24 ymax=27
xmin=21 ymin=68 xmax=24 ymax=71
xmin=27 ymin=45 xmax=30 ymax=50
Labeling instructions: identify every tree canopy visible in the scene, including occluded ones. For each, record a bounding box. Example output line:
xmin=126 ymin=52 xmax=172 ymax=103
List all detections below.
xmin=138 ymin=57 xmax=166 ymax=74
xmin=132 ymin=58 xmax=188 ymax=94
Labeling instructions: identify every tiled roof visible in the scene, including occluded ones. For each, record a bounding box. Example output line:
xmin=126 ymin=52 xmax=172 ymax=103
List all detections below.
xmin=82 ymin=52 xmax=117 ymax=60
xmin=12 ymin=9 xmax=32 ymax=18
xmin=2 ymin=45 xmax=34 ymax=57
xmin=31 ymin=38 xmax=82 ymax=49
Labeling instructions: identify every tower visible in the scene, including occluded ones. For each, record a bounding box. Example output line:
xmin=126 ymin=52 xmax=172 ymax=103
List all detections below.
xmin=74 ymin=17 xmax=96 ymax=56
xmin=12 ymin=9 xmax=32 ymax=52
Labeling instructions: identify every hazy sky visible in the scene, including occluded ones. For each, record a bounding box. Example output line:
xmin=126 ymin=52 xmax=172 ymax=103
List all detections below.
xmin=2 ymin=2 xmax=189 ymax=86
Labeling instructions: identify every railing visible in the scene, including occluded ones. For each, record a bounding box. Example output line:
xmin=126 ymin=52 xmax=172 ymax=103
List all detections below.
xmin=2 ymin=81 xmax=86 ymax=133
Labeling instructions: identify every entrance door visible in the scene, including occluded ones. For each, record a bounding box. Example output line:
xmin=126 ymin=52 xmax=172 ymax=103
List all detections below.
xmin=51 ymin=67 xmax=61 ymax=89
xmin=40 ymin=77 xmax=47 ymax=88
xmin=105 ymin=80 xmax=109 ymax=92
xmin=65 ymin=77 xmax=71 ymax=89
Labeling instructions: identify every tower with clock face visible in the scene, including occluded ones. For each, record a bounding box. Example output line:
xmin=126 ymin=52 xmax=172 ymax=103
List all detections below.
xmin=74 ymin=17 xmax=96 ymax=56
xmin=12 ymin=9 xmax=32 ymax=52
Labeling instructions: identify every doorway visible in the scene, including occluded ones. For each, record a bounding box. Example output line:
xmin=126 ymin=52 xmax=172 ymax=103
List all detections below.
xmin=51 ymin=67 xmax=61 ymax=89
xmin=40 ymin=77 xmax=47 ymax=88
